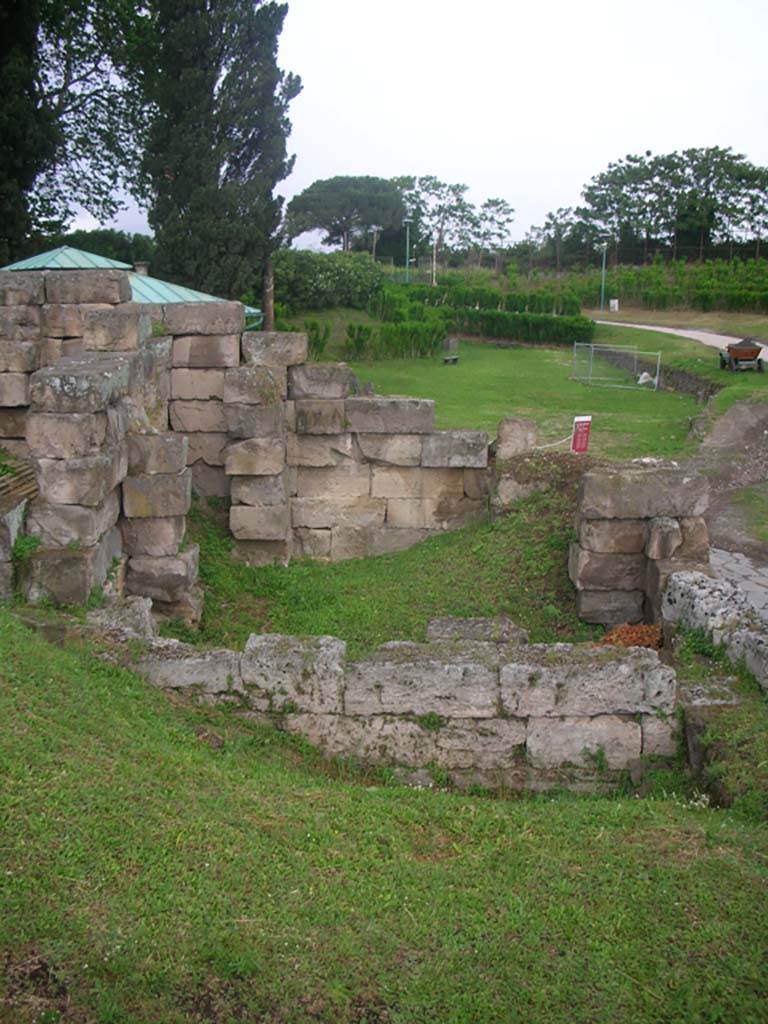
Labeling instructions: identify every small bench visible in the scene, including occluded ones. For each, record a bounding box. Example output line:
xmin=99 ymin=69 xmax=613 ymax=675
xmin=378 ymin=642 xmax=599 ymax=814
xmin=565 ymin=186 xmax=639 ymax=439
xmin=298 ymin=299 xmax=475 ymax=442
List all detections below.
xmin=442 ymin=355 xmax=459 ymax=365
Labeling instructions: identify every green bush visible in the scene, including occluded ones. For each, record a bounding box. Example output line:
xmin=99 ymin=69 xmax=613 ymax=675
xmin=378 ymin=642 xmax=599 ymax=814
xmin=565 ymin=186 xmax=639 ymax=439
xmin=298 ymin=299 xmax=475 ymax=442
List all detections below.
xmin=304 ymin=319 xmax=330 ymax=359
xmin=453 ymin=308 xmax=594 ymax=345
xmin=272 ymin=250 xmax=384 ymax=313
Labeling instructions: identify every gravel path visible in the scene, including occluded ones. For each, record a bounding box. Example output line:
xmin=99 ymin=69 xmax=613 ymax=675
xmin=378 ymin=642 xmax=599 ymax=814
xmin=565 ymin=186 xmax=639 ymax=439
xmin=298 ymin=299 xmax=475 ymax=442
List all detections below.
xmin=596 ymin=320 xmax=768 ymax=357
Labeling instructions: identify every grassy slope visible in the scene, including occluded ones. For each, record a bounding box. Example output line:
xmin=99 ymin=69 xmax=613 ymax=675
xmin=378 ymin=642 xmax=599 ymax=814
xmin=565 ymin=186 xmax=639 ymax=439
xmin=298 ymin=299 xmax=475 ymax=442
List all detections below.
xmin=2 ymin=609 xmax=768 ymax=1024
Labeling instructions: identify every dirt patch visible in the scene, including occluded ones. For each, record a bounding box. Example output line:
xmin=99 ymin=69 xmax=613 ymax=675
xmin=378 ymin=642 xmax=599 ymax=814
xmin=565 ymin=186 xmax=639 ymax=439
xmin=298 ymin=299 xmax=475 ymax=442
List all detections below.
xmin=1 ymin=950 xmax=71 ymax=1022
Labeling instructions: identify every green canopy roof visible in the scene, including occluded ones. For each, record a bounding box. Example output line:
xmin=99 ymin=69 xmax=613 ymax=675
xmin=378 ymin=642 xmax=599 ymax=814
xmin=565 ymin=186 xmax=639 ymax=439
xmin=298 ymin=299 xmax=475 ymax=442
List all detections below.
xmin=2 ymin=246 xmax=262 ymax=324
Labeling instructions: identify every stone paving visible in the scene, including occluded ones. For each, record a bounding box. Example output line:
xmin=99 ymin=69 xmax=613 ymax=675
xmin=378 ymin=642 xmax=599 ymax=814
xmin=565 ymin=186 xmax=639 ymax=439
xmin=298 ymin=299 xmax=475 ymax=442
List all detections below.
xmin=710 ymin=548 xmax=768 ymax=623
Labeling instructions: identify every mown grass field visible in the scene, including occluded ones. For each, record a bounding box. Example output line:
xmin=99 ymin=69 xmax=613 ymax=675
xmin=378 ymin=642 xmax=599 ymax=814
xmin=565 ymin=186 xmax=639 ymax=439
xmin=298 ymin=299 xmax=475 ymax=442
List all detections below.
xmin=2 ymin=609 xmax=768 ymax=1024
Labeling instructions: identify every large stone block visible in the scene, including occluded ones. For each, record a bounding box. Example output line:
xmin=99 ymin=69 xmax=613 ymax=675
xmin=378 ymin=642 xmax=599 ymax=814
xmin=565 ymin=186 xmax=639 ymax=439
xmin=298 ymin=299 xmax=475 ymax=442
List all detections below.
xmin=241 ymin=633 xmax=346 ymax=713
xmin=20 ymin=527 xmax=121 ymax=606
xmin=646 ymin=517 xmax=683 ymax=560
xmin=26 ymin=492 xmax=120 ymax=548
xmin=527 ymin=715 xmax=641 ymax=770
xmin=125 ymin=545 xmax=199 ymax=603
xmin=127 ymin=433 xmax=188 ymax=475
xmin=356 ymin=434 xmax=422 ymax=466
xmin=291 ymin=497 xmax=386 ymax=529
xmin=230 ymin=503 xmax=289 ymax=541
xmin=0 ymin=408 xmax=28 ymax=438
xmin=578 ymin=465 xmax=710 ymax=519
xmin=224 ymin=436 xmax=285 ymax=476
xmin=241 ymin=331 xmax=308 ymax=367
xmin=190 ymin=462 xmax=230 ymax=498
xmin=288 ymin=363 xmax=359 ymax=400
xmin=385 ymin=497 xmax=484 ymax=530
xmin=170 ymin=368 xmax=225 ymax=400
xmin=186 ymin=432 xmax=228 ymax=467
xmin=231 ymin=539 xmax=291 ymax=567
xmin=122 ymin=469 xmax=192 ymax=518
xmin=44 ymin=269 xmax=132 ymax=305
xmin=26 ymin=411 xmax=107 ymax=459
xmin=642 ymin=714 xmax=678 ymax=757
xmin=169 ymin=399 xmax=227 ymax=434
xmin=427 ymin=616 xmax=529 ymax=644
xmin=678 ymin=517 xmax=710 ymax=561
xmin=35 ymin=444 xmax=127 ymax=506
xmin=576 ymin=589 xmax=645 ymax=626
xmin=121 ymin=515 xmax=186 ymax=557
xmin=231 ymin=472 xmax=287 ymax=506
xmin=345 ymin=640 xmax=499 ymax=718
xmin=421 ymin=430 xmax=489 ymax=469
xmin=162 ymin=301 xmax=245 ymax=336
xmin=286 ymin=433 xmax=354 ymax=467
xmin=29 ymin=355 xmax=134 ymax=413
xmin=0 ymin=339 xmax=38 ymax=372
xmin=329 ymin=525 xmax=378 ymax=560
xmin=576 ymin=516 xmax=647 ymax=554
xmin=0 ymin=305 xmax=41 ymax=341
xmin=293 ymin=527 xmax=332 ymax=558
xmin=0 ymin=500 xmax=26 ymax=561
xmin=0 ymin=439 xmax=28 ymax=459
xmin=296 ymin=463 xmax=370 ymax=498
xmin=171 ymin=333 xmax=240 ymax=368
xmin=345 ymin=396 xmax=434 ymax=434
xmin=223 ymin=365 xmax=285 ymax=404
xmin=464 ymin=468 xmax=492 ymax=499
xmin=42 ymin=303 xmax=111 ymax=338
xmin=568 ymin=543 xmax=645 ymax=591
xmin=371 ymin=466 xmax=464 ymax=499
xmin=280 ymin=713 xmax=436 ymax=768
xmin=646 ymin=557 xmax=711 ymax=622
xmin=496 ymin=417 xmax=537 ymax=458
xmin=499 ymin=644 xmax=675 ymax=718
xmin=294 ymin=399 xmax=346 ymax=435
xmin=0 ymin=373 xmax=30 ymax=407
xmin=435 ymin=718 xmax=527 ymax=771
xmin=223 ymin=402 xmax=284 ymax=439
xmin=81 ymin=304 xmax=151 ymax=352
xmin=38 ymin=337 xmax=84 ymax=367
xmin=0 ymin=271 xmax=45 ymax=306
xmin=135 ymin=640 xmax=241 ymax=695
xmin=367 ymin=528 xmax=432 ymax=556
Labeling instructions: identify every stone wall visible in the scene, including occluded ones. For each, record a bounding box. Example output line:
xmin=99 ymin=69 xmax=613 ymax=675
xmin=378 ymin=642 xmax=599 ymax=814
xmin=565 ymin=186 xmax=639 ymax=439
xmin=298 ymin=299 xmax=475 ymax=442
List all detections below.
xmin=570 ymin=462 xmax=712 ymax=626
xmin=133 ymin=615 xmax=677 ymax=791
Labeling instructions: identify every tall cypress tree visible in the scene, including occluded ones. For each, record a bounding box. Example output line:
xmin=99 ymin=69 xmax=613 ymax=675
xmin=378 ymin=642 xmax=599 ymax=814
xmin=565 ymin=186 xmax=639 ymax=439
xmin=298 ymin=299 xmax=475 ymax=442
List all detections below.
xmin=143 ymin=0 xmax=300 ymax=299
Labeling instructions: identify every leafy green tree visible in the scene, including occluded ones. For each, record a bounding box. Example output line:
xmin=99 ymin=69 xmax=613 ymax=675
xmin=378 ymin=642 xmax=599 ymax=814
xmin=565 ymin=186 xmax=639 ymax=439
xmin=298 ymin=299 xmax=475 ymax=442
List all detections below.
xmin=142 ymin=0 xmax=300 ymax=298
xmin=54 ymin=227 xmax=156 ymax=265
xmin=285 ymin=176 xmax=406 ymax=251
xmin=397 ymin=176 xmax=476 ymax=285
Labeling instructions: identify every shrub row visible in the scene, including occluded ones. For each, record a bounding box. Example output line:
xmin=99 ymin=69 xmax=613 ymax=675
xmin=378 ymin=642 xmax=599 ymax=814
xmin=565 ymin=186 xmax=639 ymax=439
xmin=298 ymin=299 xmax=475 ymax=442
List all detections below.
xmin=453 ymin=309 xmax=595 ymax=345
xmin=271 ymin=250 xmax=385 ymax=313
xmin=403 ymin=283 xmax=581 ymax=316
xmin=344 ymin=320 xmax=445 ymax=360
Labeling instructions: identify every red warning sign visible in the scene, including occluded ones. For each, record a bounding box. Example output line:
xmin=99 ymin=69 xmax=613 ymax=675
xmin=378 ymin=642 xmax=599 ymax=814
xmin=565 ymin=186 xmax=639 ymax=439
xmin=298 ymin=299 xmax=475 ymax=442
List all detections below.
xmin=571 ymin=415 xmax=592 ymax=453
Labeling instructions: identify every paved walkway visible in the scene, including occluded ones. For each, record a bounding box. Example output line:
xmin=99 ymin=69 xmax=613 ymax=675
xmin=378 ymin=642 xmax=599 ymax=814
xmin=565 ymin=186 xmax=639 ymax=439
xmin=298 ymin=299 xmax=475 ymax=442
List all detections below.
xmin=710 ymin=548 xmax=768 ymax=624
xmin=596 ymin=321 xmax=768 ymax=358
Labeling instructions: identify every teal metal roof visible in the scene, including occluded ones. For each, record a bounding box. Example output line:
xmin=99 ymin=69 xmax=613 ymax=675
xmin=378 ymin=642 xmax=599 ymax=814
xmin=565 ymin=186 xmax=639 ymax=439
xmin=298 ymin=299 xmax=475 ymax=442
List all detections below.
xmin=2 ymin=246 xmax=262 ymax=325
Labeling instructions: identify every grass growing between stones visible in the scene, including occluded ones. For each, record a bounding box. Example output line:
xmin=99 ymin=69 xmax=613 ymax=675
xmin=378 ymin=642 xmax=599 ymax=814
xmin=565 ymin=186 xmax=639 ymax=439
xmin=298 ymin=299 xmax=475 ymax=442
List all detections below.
xmin=176 ymin=461 xmax=597 ymax=657
xmin=2 ymin=608 xmax=768 ymax=1023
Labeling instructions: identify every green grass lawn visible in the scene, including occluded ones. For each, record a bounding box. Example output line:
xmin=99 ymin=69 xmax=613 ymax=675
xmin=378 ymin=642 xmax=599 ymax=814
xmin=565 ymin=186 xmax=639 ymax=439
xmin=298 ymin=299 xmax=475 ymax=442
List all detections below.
xmin=2 ymin=608 xmax=768 ymax=1024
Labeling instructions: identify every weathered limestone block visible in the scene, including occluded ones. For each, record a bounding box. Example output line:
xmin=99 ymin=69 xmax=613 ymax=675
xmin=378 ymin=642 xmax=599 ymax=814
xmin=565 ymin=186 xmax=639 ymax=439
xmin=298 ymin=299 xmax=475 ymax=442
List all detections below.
xmin=661 ymin=572 xmax=755 ymax=641
xmin=241 ymin=331 xmax=308 ymax=367
xmin=492 ymin=477 xmax=538 ymax=508
xmin=296 ymin=463 xmax=370 ymax=498
xmin=576 ymin=517 xmax=647 ymax=554
xmin=223 ymin=402 xmax=284 ymax=439
xmin=162 ymin=301 xmax=245 ymax=336
xmin=231 ymin=473 xmax=287 ymax=506
xmin=291 ymin=497 xmax=386 ymax=530
xmin=190 ymin=462 xmax=230 ymax=498
xmin=0 ymin=500 xmax=26 ymax=561
xmin=725 ymin=629 xmax=768 ymax=694
xmin=122 ymin=469 xmax=192 ymax=518
xmin=294 ymin=528 xmax=332 ymax=557
xmin=367 ymin=528 xmax=432 ymax=556
xmin=646 ymin=557 xmax=711 ymax=622
xmin=20 ymin=527 xmax=121 ymax=606
xmin=642 ymin=715 xmax=678 ymax=757
xmin=121 ymin=515 xmax=186 ymax=557
xmin=135 ymin=639 xmax=242 ymax=695
xmin=153 ymin=584 xmax=205 ymax=628
xmin=38 ymin=337 xmax=84 ymax=367
xmin=464 ymin=468 xmax=491 ymax=499
xmin=0 ymin=305 xmax=41 ymax=341
xmin=678 ymin=517 xmax=710 ymax=561
xmin=286 ymin=433 xmax=354 ymax=467
xmin=0 ymin=271 xmax=45 ymax=306
xmin=172 ymin=334 xmax=240 ymax=368
xmin=288 ymin=363 xmax=359 ymax=400
xmin=356 ymin=434 xmax=423 ymax=466
xmin=422 ymin=430 xmax=489 ymax=469
xmin=223 ymin=365 xmax=285 ymax=404
xmin=44 ymin=269 xmax=131 ymax=305
xmin=0 ymin=373 xmax=30 ymax=407
xmin=127 ymin=434 xmax=188 ymax=475
xmin=169 ymin=399 xmax=227 ymax=434
xmin=85 ymin=596 xmax=158 ymax=640
xmin=499 ymin=644 xmax=675 ymax=718
xmin=0 ymin=408 xmax=28 ymax=438
xmin=170 ymin=368 xmax=225 ymax=400
xmin=576 ymin=589 xmax=645 ymax=626
xmin=568 ymin=543 xmax=645 ymax=591
xmin=125 ymin=545 xmax=199 ymax=603
xmin=36 ymin=444 xmax=127 ymax=506
xmin=345 ymin=396 xmax=434 ymax=434
xmin=578 ymin=465 xmax=709 ymax=520
xmin=496 ymin=417 xmax=537 ymax=459
xmin=646 ymin=517 xmax=683 ymax=560
xmin=29 ymin=355 xmax=133 ymax=413
xmin=42 ymin=303 xmax=111 ymax=338
xmin=26 ymin=492 xmax=120 ymax=548
xmin=230 ymin=503 xmax=289 ymax=541
xmin=26 ymin=411 xmax=107 ymax=459
xmin=435 ymin=718 xmax=527 ymax=770
xmin=0 ymin=339 xmax=38 ymax=373
xmin=329 ymin=525 xmax=378 ymax=560
xmin=231 ymin=539 xmax=291 ymax=567
xmin=0 ymin=439 xmax=29 ymax=459
xmin=427 ymin=616 xmax=529 ymax=644
xmin=224 ymin=436 xmax=285 ymax=476
xmin=385 ymin=497 xmax=484 ymax=530
xmin=527 ymin=715 xmax=642 ymax=770
xmin=241 ymin=633 xmax=347 ymax=713
xmin=81 ymin=304 xmax=151 ymax=352
xmin=186 ymin=432 xmax=228 ymax=466
xmin=371 ymin=466 xmax=464 ymax=499
xmin=344 ymin=641 xmax=500 ymax=718
xmin=280 ymin=714 xmax=434 ymax=767
xmin=294 ymin=399 xmax=346 ymax=435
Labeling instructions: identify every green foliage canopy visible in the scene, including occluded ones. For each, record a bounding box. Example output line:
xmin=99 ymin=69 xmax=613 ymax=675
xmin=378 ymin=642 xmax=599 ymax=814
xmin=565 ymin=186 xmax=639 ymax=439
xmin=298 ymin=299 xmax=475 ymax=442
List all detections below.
xmin=285 ymin=176 xmax=406 ymax=250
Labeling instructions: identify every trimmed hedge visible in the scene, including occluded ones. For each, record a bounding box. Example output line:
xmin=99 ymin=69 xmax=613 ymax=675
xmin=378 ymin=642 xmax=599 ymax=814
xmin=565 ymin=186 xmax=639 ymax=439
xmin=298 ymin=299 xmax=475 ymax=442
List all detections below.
xmin=453 ymin=308 xmax=595 ymax=345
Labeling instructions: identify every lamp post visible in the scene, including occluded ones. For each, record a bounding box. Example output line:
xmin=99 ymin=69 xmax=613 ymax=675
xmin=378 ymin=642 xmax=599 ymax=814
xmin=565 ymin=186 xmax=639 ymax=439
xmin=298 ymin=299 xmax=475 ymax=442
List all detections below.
xmin=403 ymin=219 xmax=412 ymax=284
xmin=599 ymin=240 xmax=608 ymax=312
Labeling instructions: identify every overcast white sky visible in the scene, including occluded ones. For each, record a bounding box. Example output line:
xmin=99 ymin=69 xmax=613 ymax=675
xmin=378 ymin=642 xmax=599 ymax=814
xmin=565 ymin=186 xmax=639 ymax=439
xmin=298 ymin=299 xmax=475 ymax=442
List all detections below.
xmin=99 ymin=0 xmax=768 ymax=244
